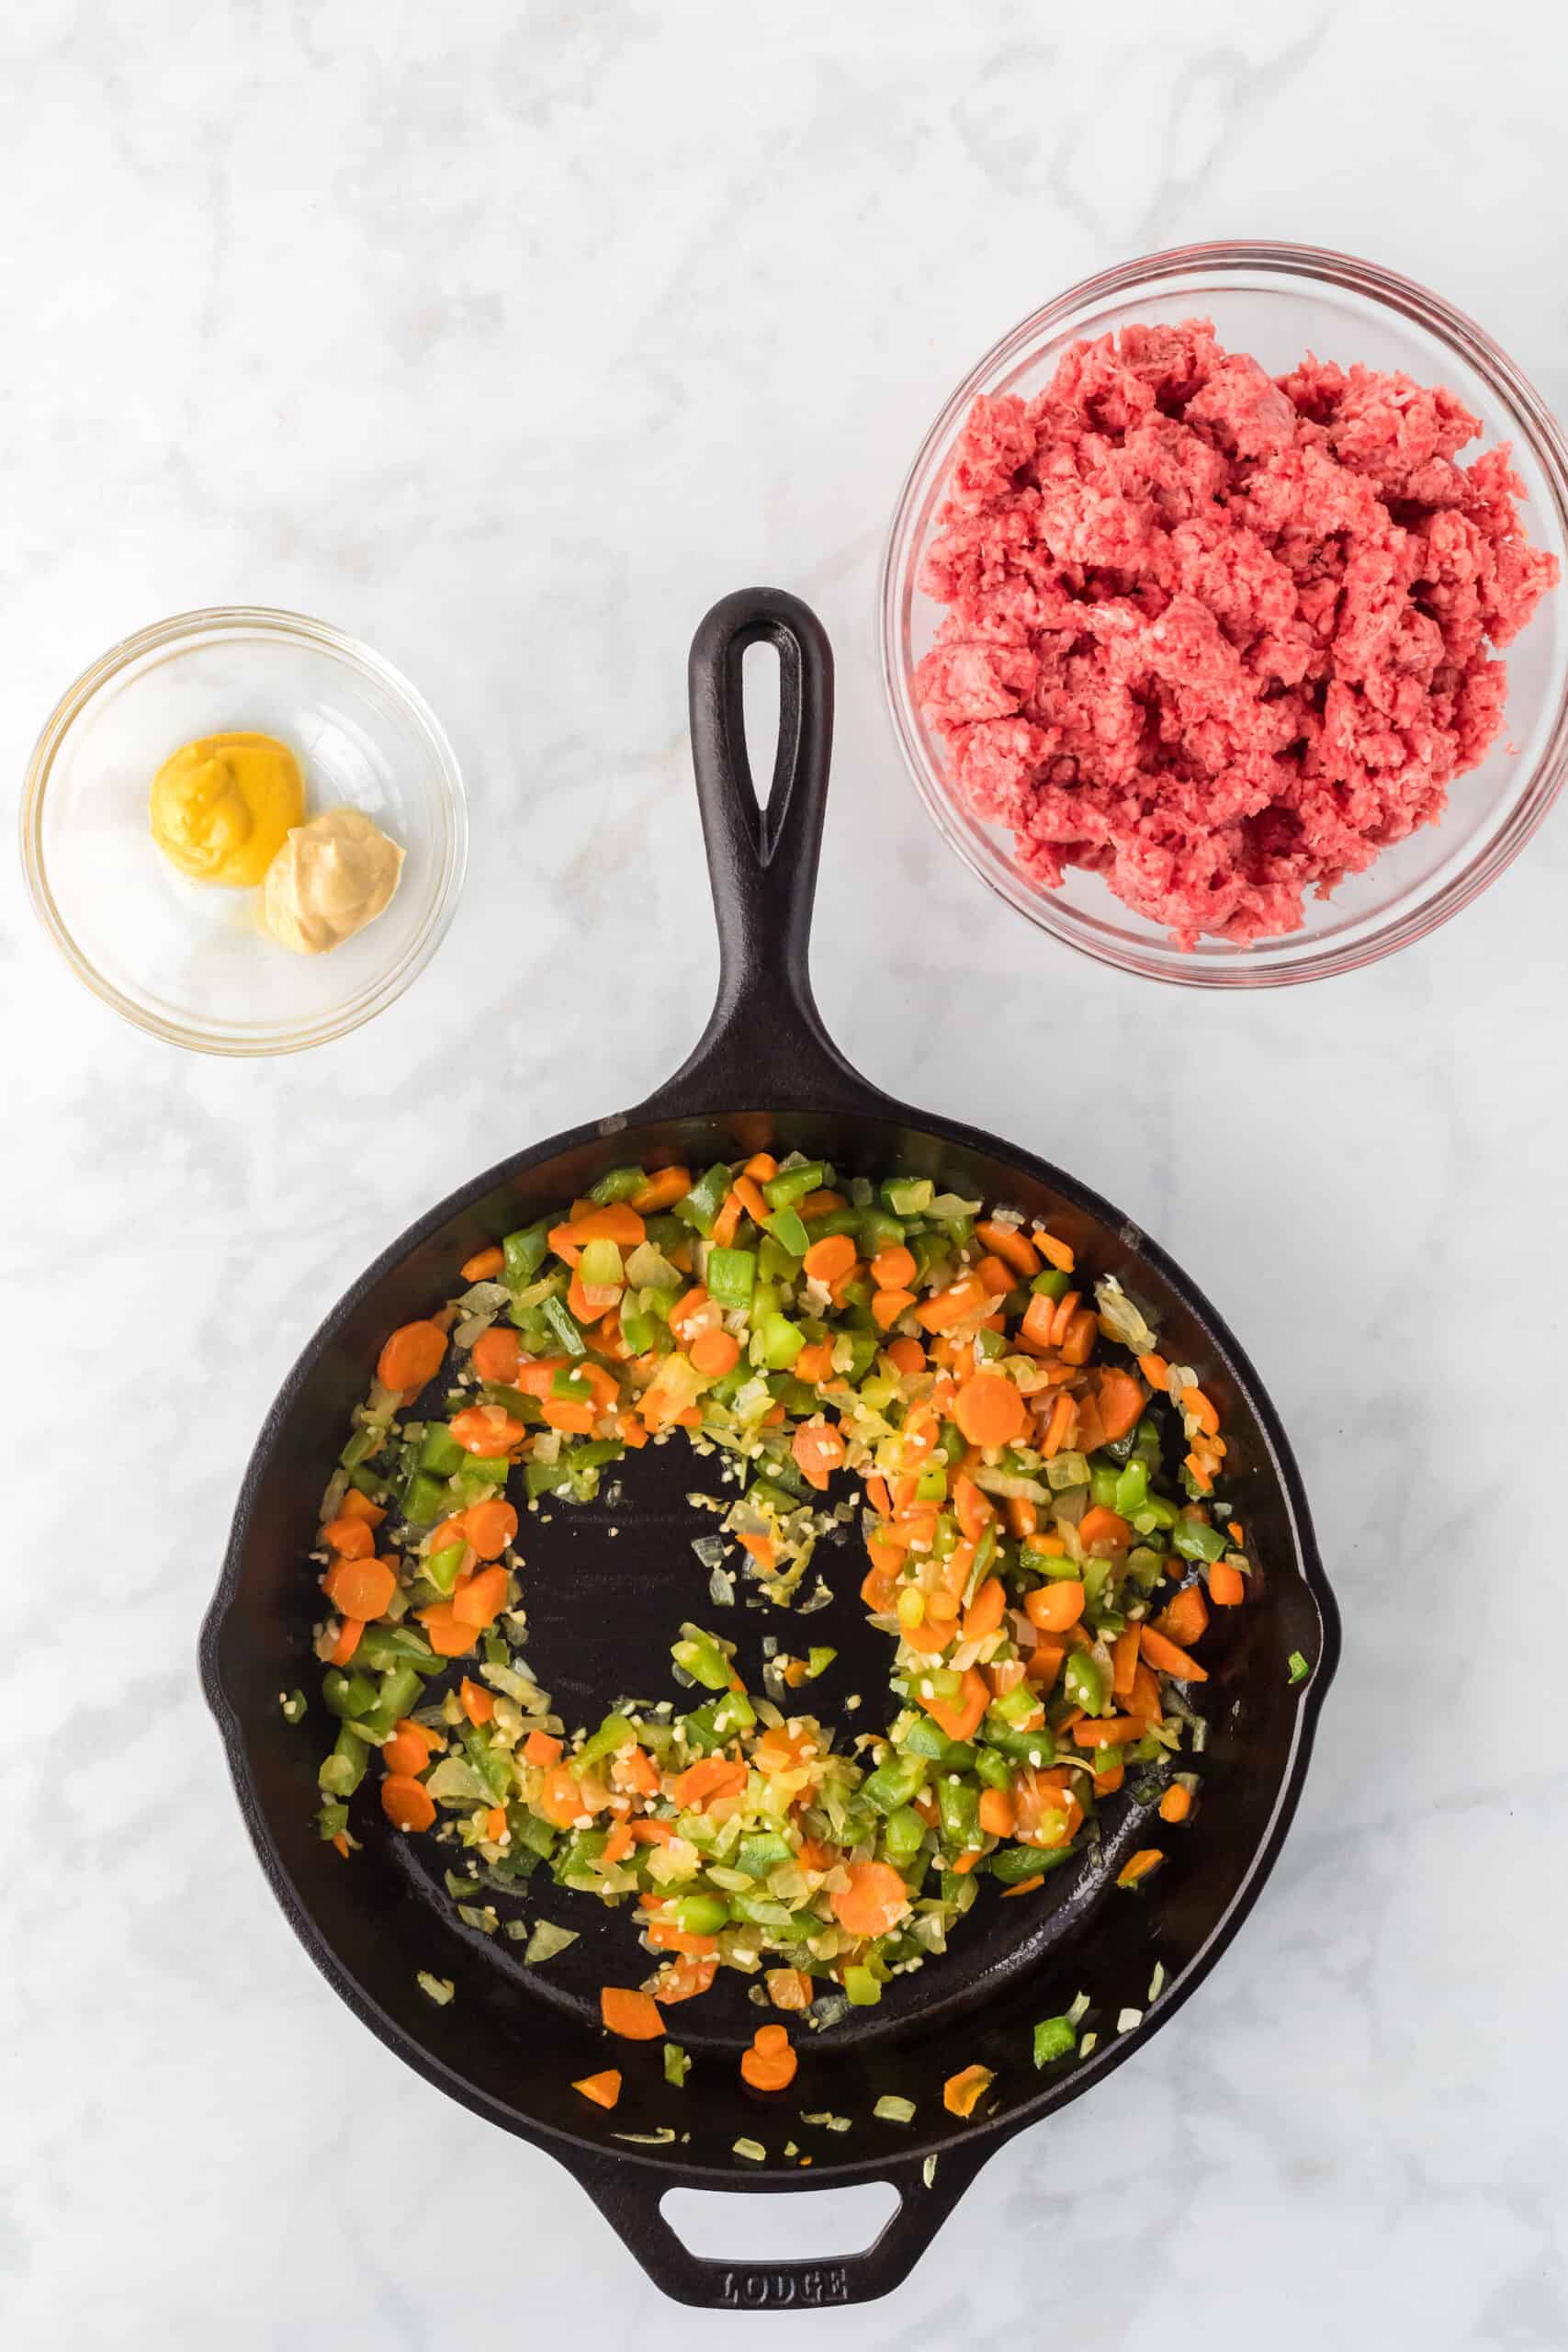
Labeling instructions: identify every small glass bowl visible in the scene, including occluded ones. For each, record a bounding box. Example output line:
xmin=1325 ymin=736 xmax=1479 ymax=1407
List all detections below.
xmin=21 ymin=606 xmax=468 ymax=1053
xmin=881 ymin=243 xmax=1568 ymax=986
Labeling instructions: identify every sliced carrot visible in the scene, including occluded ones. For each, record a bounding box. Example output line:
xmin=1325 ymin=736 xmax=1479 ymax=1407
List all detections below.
xmin=459 ymin=1677 xmax=494 ymax=1726
xmin=336 ymin=1489 xmax=387 ymax=1530
xmin=766 ymin=1967 xmax=814 ymax=2011
xmin=377 ymin=1320 xmax=446 ymax=1396
xmin=601 ymin=1986 xmax=665 ymax=2041
xmin=629 ymin=1166 xmax=692 ymax=1214
xmin=1111 ymin=1623 xmax=1142 ymax=1699
xmin=741 ymin=2023 xmax=799 ymax=2092
xmin=600 ymin=1820 xmax=635 ymax=1868
xmin=524 ymin=1729 xmax=562 ymax=1767
xmin=462 ymin=1497 xmax=518 ymax=1560
xmin=953 ymin=1372 xmax=1027 ymax=1449
xmin=381 ymin=1775 xmax=435 ymax=1833
xmin=1001 ymin=1873 xmax=1044 ymax=1898
xmin=1077 ymin=1505 xmax=1131 ymax=1555
xmin=416 ymin=1604 xmax=477 ymax=1658
xmin=798 ymin=1189 xmax=846 ymax=1218
xmin=1039 ymin=1391 xmax=1077 ymax=1459
xmin=918 ymin=1275 xmax=987 ymax=1332
xmin=323 ymin=1555 xmax=396 ymax=1622
xmin=668 ymin=1285 xmax=718 ymax=1342
xmin=1155 ymin=1584 xmax=1210 ymax=1649
xmin=654 ymin=1952 xmax=718 ymax=2002
xmin=831 ymin=1860 xmax=910 ymax=1940
xmin=1095 ymin=1366 xmax=1145 ymax=1443
xmin=381 ymin=1729 xmax=430 ymax=1778
xmin=536 ymin=1763 xmax=598 ymax=1827
xmin=1208 ymin=1558 xmax=1247 ymax=1606
xmin=1159 ymin=1783 xmax=1194 ymax=1824
xmin=572 ymin=2069 xmax=622 ymax=2109
xmin=329 ymin=1617 xmax=365 ymax=1667
xmin=1059 ymin=1308 xmax=1097 ymax=1365
xmin=870 ymin=1244 xmax=917 ymax=1290
xmin=461 ymin=1246 xmax=505 ymax=1282
xmin=1005 ymin=1494 xmax=1038 ymax=1541
xmin=977 ymin=1785 xmax=1016 ymax=1838
xmin=916 ymin=1667 xmax=988 ymax=1744
xmin=709 ymin=1191 xmax=743 ymax=1250
xmin=1020 ymin=1293 xmax=1060 ymax=1352
xmin=801 ymin=1232 xmax=856 ymax=1284
xmin=549 ymin=1204 xmax=645 ymax=1251
xmin=451 ymin=1564 xmax=510 ymax=1630
xmin=794 ymin=1340 xmax=836 ymax=1382
xmin=975 ymin=1254 xmax=1014 ymax=1297
xmin=450 ymin=1404 xmax=528 ymax=1455
xmin=961 ymin=1577 xmax=1006 ymax=1644
xmin=872 ymin=1286 xmax=917 ymax=1330
xmin=1136 ymin=1351 xmax=1171 ymax=1391
xmin=542 ymin=1396 xmax=596 ymax=1436
xmin=1180 ymin=1385 xmax=1220 ymax=1436
xmin=976 ymin=1220 xmax=1039 ymax=1279
xmin=1117 ymin=1848 xmax=1165 ymax=1889
xmin=1025 ymin=1636 xmax=1066 ymax=1689
xmin=321 ymin=1515 xmax=375 ymax=1560
xmin=733 ymin=1174 xmax=771 ymax=1223
xmin=886 ymin=1336 xmax=926 ymax=1377
xmin=1036 ymin=1230 xmax=1075 ymax=1272
xmin=689 ymin=1326 xmax=741 ymax=1377
xmin=791 ymin=1420 xmax=845 ymax=1491
xmin=1025 ymin=1579 xmax=1084 ymax=1633
xmin=629 ymin=1817 xmax=676 ymax=1845
xmin=566 ymin=1271 xmax=610 ymax=1326
xmin=671 ymin=1756 xmax=748 ymax=1810
xmin=1072 ymin=1715 xmax=1146 ymax=1747
xmin=742 ymin=1152 xmax=778 ymax=1182
xmin=1139 ymin=1625 xmax=1209 ymax=1682
xmin=942 ymin=2064 xmax=994 ymax=2119
xmin=952 ymin=1472 xmax=993 ymax=1543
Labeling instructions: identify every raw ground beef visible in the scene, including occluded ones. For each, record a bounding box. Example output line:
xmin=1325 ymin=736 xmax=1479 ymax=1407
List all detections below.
xmin=914 ymin=318 xmax=1558 ymax=945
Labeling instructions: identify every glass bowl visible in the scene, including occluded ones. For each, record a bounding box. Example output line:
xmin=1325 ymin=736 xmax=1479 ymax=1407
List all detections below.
xmin=881 ymin=242 xmax=1568 ymax=986
xmin=21 ymin=606 xmax=468 ymax=1053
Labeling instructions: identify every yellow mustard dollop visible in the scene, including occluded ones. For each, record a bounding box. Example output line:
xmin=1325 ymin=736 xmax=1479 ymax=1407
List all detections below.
xmin=262 ymin=806 xmax=405 ymax=956
xmin=150 ymin=731 xmax=306 ymax=888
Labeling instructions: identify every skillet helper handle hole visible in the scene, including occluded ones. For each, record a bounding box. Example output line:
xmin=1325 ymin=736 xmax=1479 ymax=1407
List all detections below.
xmin=564 ymin=2141 xmax=993 ymax=2309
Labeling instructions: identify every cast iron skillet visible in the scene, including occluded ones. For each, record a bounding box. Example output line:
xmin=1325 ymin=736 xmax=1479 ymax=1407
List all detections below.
xmin=202 ymin=587 xmax=1339 ymax=2311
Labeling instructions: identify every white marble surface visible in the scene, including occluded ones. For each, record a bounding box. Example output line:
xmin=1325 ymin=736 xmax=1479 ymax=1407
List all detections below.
xmin=4 ymin=1 xmax=1567 ymax=2343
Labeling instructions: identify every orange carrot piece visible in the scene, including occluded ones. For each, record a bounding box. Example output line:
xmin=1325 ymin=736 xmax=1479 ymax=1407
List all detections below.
xmin=918 ymin=1275 xmax=988 ymax=1332
xmin=549 ymin=1204 xmax=645 ymax=1251
xmin=872 ymin=1286 xmax=917 ymax=1330
xmin=732 ymin=1174 xmax=770 ymax=1223
xmin=942 ymin=2064 xmax=994 ymax=2119
xmin=1208 ymin=1558 xmax=1247 ymax=1606
xmin=451 ymin=1564 xmax=509 ymax=1630
xmin=953 ymin=1372 xmax=1027 ymax=1449
xmin=802 ymin=1231 xmax=856 ymax=1283
xmin=336 ymin=1488 xmax=387 ymax=1531
xmin=321 ymin=1516 xmax=375 ymax=1560
xmin=524 ymin=1730 xmax=562 ymax=1766
xmin=886 ymin=1336 xmax=926 ymax=1376
xmin=1159 ymin=1783 xmax=1193 ymax=1824
xmin=1137 ymin=1351 xmax=1171 ymax=1391
xmin=381 ymin=1729 xmax=429 ymax=1778
xmin=1095 ymin=1366 xmax=1145 ymax=1444
xmin=1111 ymin=1623 xmax=1142 ymax=1699
xmin=323 ymin=1555 xmax=396 ymax=1622
xmin=830 ymin=1860 xmax=910 ymax=1939
xmin=377 ymin=1320 xmax=446 ymax=1395
xmin=977 ymin=1785 xmax=1016 ymax=1838
xmin=629 ymin=1166 xmax=692 ymax=1214
xmin=1117 ymin=1848 xmax=1165 ymax=1889
xmin=1072 ymin=1714 xmax=1146 ymax=1747
xmin=870 ymin=1244 xmax=918 ymax=1290
xmin=461 ymin=1246 xmax=505 ymax=1282
xmin=976 ymin=1220 xmax=1040 ymax=1279
xmin=689 ymin=1326 xmax=740 ymax=1377
xmin=1039 ymin=1391 xmax=1077 ymax=1458
xmin=459 ymin=1677 xmax=493 ymax=1726
xmin=1139 ymin=1625 xmax=1209 ymax=1682
xmin=740 ymin=2023 xmax=799 ymax=2092
xmin=917 ymin=1667 xmax=989 ymax=1744
xmin=1077 ymin=1505 xmax=1131 ymax=1555
xmin=572 ymin=2069 xmax=622 ymax=2109
xmin=1154 ymin=1583 xmax=1210 ymax=1649
xmin=329 ymin=1617 xmax=365 ymax=1667
xmin=381 ymin=1775 xmax=436 ymax=1833
xmin=600 ymin=1986 xmax=665 ymax=2041
xmin=1036 ymin=1231 xmax=1075 ymax=1273
xmin=961 ymin=1577 xmax=1007 ymax=1644
xmin=462 ymin=1498 xmax=518 ymax=1560
xmin=1025 ymin=1579 xmax=1084 ymax=1633
xmin=450 ymin=1404 xmax=528 ymax=1455
xmin=791 ymin=1420 xmax=845 ymax=1491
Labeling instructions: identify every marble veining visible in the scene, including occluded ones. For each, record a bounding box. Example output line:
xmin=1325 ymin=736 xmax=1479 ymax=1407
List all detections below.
xmin=3 ymin=1 xmax=1566 ymax=2345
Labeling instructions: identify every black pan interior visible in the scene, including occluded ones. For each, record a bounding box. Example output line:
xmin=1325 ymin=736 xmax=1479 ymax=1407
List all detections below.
xmin=208 ymin=1099 xmax=1333 ymax=2178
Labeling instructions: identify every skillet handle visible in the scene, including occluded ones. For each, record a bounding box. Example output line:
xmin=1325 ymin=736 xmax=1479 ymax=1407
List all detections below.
xmin=561 ymin=2141 xmax=993 ymax=2310
xmin=635 ymin=585 xmax=877 ymax=1120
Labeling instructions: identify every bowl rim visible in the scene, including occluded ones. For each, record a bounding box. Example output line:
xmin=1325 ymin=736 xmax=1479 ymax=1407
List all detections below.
xmin=879 ymin=238 xmax=1568 ymax=988
xmin=19 ymin=602 xmax=468 ymax=1055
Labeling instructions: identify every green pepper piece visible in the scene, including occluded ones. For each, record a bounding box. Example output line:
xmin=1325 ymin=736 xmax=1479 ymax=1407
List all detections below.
xmin=763 ymin=1161 xmax=827 ymax=1212
xmin=1113 ymin=1458 xmax=1150 ymax=1516
xmin=674 ymin=1162 xmax=733 ymax=1238
xmin=883 ymin=1804 xmax=927 ymax=1865
xmin=705 ymin=1247 xmax=757 ymax=1309
xmin=279 ymin=1689 xmax=308 ymax=1724
xmin=1173 ymin=1515 xmax=1227 ymax=1563
xmin=1089 ymin=1462 xmax=1121 ymax=1510
xmin=671 ymin=1629 xmax=731 ymax=1690
xmin=674 ymin=1893 xmax=730 ymax=1934
xmin=418 ymin=1423 xmax=466 ymax=1477
xmin=975 ymin=1745 xmax=1012 ymax=1791
xmin=663 ymin=2042 xmax=690 ymax=2087
xmin=355 ymin=1623 xmax=437 ymax=1673
xmin=589 ymin=1165 xmax=648 ymax=1204
xmin=511 ymin=1809 xmax=558 ymax=1860
xmin=1032 ymin=2016 xmax=1077 ymax=2065
xmin=765 ymin=1205 xmax=811 ymax=1259
xmin=990 ymin=1839 xmax=1075 ymax=1883
xmin=525 ymin=1456 xmax=573 ymax=1500
xmin=423 ymin=1542 xmax=466 ymax=1596
xmin=316 ymin=1800 xmax=349 ymax=1840
xmin=737 ymin=1830 xmax=795 ymax=1876
xmin=842 ymin=1332 xmax=879 ymax=1385
xmin=937 ymin=1778 xmax=980 ymax=1849
xmin=318 ymin=1724 xmax=368 ymax=1797
xmin=842 ymin=1964 xmax=883 ymax=2007
xmin=576 ymin=1713 xmax=637 ymax=1770
xmin=400 ymin=1471 xmax=450 ymax=1527
xmin=348 ymin=1465 xmax=391 ymax=1503
xmin=987 ymin=1681 xmax=1040 ymax=1732
xmin=577 ymin=1237 xmax=623 ymax=1290
xmin=713 ymin=1689 xmax=755 ymax=1737
xmin=339 ymin=1427 xmax=378 ymax=1472
xmin=457 ymin=1453 xmax=511 ymax=1489
xmin=459 ymin=1721 xmax=513 ymax=1802
xmin=985 ymin=1723 xmax=1057 ymax=1767
xmin=323 ymin=1668 xmax=378 ymax=1720
xmin=861 ymin=1753 xmax=929 ymax=1815
xmin=618 ymin=1306 xmax=658 ymax=1356
xmin=1030 ymin=1266 xmax=1070 ymax=1300
xmin=806 ymin=1646 xmax=836 ymax=1679
xmin=881 ymin=1178 xmax=932 ymax=1216
xmin=758 ymin=1311 xmax=806 ymax=1370
xmin=1064 ymin=1651 xmax=1109 ymax=1715
xmin=502 ymin=1222 xmax=551 ymax=1285
xmin=540 ymin=1292 xmax=587 ymax=1357
xmin=858 ymin=1209 xmax=907 ymax=1257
